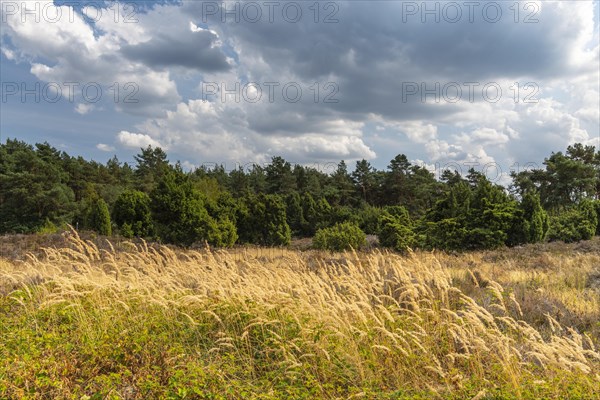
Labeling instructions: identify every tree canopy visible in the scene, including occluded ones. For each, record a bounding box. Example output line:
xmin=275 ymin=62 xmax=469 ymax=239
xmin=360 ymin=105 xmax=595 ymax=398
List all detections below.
xmin=2 ymin=139 xmax=599 ymax=250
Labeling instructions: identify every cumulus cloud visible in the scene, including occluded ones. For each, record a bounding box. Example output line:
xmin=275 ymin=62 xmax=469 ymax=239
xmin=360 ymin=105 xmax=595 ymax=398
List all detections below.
xmin=182 ymin=0 xmax=597 ymax=170
xmin=385 ymin=121 xmax=439 ymax=144
xmin=127 ymin=99 xmax=375 ymax=165
xmin=458 ymin=128 xmax=510 ymax=146
xmin=117 ymin=130 xmax=163 ymax=149
xmin=120 ymin=19 xmax=230 ymax=71
xmin=0 ymin=1 xmax=221 ymax=116
xmin=1 ymin=0 xmax=598 ymax=172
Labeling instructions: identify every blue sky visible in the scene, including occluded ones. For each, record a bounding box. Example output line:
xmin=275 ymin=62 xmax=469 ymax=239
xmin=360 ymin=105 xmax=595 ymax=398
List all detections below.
xmin=1 ymin=0 xmax=599 ymax=183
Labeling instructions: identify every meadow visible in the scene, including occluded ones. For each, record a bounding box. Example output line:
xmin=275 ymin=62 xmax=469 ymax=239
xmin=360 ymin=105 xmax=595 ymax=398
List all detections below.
xmin=1 ymin=231 xmax=599 ymax=399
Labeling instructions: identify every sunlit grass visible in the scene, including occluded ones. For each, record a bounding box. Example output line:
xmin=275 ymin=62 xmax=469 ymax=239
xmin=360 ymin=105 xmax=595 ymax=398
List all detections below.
xmin=1 ymin=230 xmax=599 ymax=399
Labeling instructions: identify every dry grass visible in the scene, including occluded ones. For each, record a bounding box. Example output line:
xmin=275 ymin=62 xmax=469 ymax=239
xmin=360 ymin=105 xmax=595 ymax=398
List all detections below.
xmin=0 ymin=229 xmax=599 ymax=399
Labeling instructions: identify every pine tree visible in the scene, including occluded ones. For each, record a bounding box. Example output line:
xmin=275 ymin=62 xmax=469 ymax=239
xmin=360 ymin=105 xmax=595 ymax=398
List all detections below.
xmin=328 ymin=160 xmax=355 ymax=206
xmin=352 ymin=159 xmax=375 ymax=204
xmin=134 ymin=146 xmax=170 ymax=193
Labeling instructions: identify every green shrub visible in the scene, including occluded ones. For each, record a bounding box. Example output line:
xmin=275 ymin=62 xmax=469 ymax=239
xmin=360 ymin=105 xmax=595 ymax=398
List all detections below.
xmin=36 ymin=218 xmax=60 ymax=234
xmin=506 ymin=192 xmax=549 ymax=246
xmin=208 ymin=218 xmax=238 ymax=248
xmin=88 ymin=198 xmax=112 ymax=236
xmin=547 ymin=200 xmax=598 ymax=243
xmin=236 ymin=194 xmax=291 ymax=246
xmin=329 ymin=206 xmax=354 ymax=225
xmin=378 ymin=206 xmax=415 ymax=253
xmin=151 ymin=170 xmax=230 ymax=247
xmin=421 ymin=218 xmax=468 ymax=251
xmin=120 ymin=222 xmax=134 ymax=239
xmin=422 ymin=178 xmax=518 ymax=251
xmin=593 ymin=200 xmax=600 ymax=235
xmin=313 ymin=222 xmax=366 ymax=251
xmin=354 ymin=205 xmax=384 ymax=235
xmin=113 ymin=190 xmax=153 ymax=238
xmin=262 ymin=195 xmax=292 ymax=246
xmin=285 ymin=192 xmax=305 ymax=236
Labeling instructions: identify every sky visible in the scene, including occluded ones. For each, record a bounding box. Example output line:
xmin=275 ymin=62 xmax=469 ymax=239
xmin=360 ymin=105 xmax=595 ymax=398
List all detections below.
xmin=1 ymin=0 xmax=599 ymax=184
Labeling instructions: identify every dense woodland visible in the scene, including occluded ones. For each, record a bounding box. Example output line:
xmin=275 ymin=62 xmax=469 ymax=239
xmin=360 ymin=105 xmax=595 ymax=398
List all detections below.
xmin=1 ymin=139 xmax=599 ymax=251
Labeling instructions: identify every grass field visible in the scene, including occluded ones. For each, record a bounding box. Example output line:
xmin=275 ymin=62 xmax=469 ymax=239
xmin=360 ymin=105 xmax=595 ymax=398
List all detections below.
xmin=1 ymin=230 xmax=599 ymax=399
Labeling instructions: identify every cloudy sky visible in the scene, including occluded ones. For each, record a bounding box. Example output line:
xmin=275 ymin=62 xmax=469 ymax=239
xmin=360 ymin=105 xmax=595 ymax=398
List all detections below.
xmin=1 ymin=0 xmax=598 ymax=182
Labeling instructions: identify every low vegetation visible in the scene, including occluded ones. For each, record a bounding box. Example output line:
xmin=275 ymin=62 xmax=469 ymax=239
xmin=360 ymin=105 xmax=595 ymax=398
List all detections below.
xmin=1 ymin=230 xmax=599 ymax=399
xmin=313 ymin=222 xmax=366 ymax=251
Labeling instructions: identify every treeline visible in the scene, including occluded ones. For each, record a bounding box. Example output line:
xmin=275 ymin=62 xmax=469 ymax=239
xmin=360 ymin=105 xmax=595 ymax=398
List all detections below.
xmin=1 ymin=139 xmax=599 ymax=251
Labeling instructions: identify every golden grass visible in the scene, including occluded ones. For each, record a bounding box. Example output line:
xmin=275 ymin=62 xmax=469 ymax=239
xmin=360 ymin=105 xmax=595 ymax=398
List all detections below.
xmin=0 ymin=229 xmax=599 ymax=399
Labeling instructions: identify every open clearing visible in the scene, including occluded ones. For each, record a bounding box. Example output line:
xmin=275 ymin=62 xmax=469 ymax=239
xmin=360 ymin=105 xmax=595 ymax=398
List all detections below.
xmin=1 ymin=232 xmax=599 ymax=399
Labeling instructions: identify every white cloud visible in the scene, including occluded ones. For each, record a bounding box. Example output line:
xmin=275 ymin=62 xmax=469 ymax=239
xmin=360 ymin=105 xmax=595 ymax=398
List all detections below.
xmin=1 ymin=0 xmax=598 ymax=172
xmin=425 ymin=140 xmax=465 ymax=162
xmin=521 ymin=98 xmax=591 ymax=144
xmin=75 ymin=103 xmax=95 ymax=115
xmin=1 ymin=47 xmax=15 ymax=60
xmin=457 ymin=128 xmax=510 ymax=146
xmin=96 ymin=143 xmax=115 ymax=152
xmin=393 ymin=121 xmax=438 ymax=144
xmin=1 ymin=1 xmax=183 ymax=116
xmin=117 ymin=130 xmax=163 ymax=149
xmin=124 ymin=98 xmax=375 ymax=164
